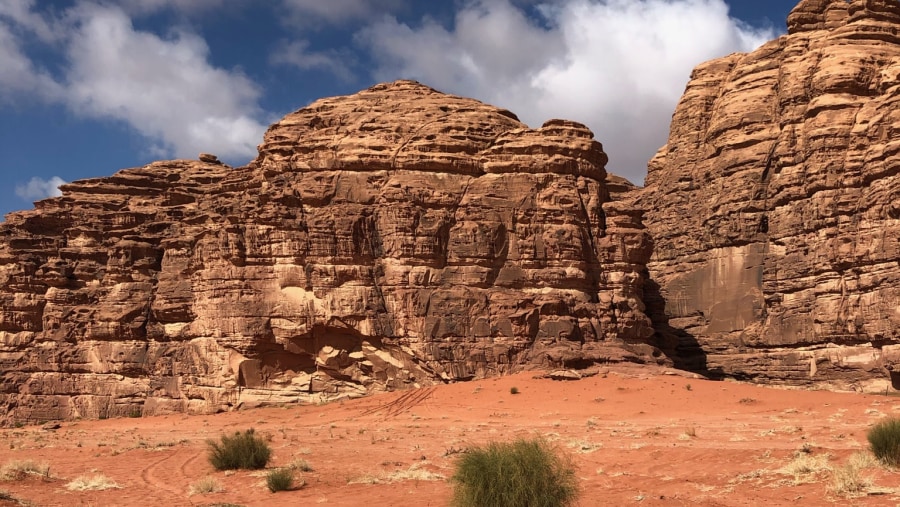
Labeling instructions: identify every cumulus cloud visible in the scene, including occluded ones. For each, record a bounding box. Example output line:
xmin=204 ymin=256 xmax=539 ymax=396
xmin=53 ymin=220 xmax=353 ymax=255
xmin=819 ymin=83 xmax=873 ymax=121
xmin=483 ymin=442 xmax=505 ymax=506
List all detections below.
xmin=15 ymin=176 xmax=66 ymax=202
xmin=0 ymin=0 xmax=57 ymax=42
xmin=0 ymin=2 xmax=267 ymax=162
xmin=359 ymin=0 xmax=776 ymax=184
xmin=0 ymin=0 xmax=63 ymax=102
xmin=282 ymin=0 xmax=405 ymax=26
xmin=63 ymin=3 xmax=266 ymax=160
xmin=271 ymin=40 xmax=355 ymax=81
xmin=0 ymin=22 xmax=62 ymax=101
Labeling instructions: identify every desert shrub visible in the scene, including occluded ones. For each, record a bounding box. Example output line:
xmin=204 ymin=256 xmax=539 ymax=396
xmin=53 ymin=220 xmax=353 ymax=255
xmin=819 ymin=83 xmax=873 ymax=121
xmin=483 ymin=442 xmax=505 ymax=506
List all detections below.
xmin=510 ymin=387 xmax=520 ymax=395
xmin=189 ymin=475 xmax=224 ymax=495
xmin=207 ymin=429 xmax=272 ymax=471
xmin=266 ymin=468 xmax=294 ymax=492
xmin=868 ymin=418 xmax=900 ymax=466
xmin=451 ymin=437 xmax=578 ymax=507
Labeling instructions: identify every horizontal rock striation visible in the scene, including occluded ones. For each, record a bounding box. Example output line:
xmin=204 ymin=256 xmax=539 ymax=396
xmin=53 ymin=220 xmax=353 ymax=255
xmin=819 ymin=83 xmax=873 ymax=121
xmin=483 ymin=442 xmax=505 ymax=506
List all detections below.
xmin=0 ymin=80 xmax=656 ymax=424
xmin=638 ymin=0 xmax=900 ymax=388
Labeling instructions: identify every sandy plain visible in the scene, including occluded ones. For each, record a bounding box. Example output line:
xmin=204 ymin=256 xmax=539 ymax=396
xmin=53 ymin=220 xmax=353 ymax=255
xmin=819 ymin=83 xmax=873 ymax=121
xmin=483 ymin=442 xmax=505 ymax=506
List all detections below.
xmin=1 ymin=364 xmax=899 ymax=506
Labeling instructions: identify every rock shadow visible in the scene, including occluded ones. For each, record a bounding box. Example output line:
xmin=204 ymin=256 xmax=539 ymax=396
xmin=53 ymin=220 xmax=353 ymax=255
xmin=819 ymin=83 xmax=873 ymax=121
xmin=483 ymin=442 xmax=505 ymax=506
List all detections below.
xmin=643 ymin=275 xmax=723 ymax=380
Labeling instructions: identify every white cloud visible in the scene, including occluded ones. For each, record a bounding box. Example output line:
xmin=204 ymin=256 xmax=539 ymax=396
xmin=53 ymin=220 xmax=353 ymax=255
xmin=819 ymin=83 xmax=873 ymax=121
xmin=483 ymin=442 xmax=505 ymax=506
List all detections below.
xmin=0 ymin=0 xmax=57 ymax=42
xmin=283 ymin=0 xmax=405 ymax=26
xmin=270 ymin=40 xmax=355 ymax=81
xmin=15 ymin=176 xmax=66 ymax=202
xmin=62 ymin=3 xmax=267 ymax=161
xmin=359 ymin=0 xmax=775 ymax=185
xmin=0 ymin=21 xmax=62 ymax=101
xmin=0 ymin=1 xmax=63 ymax=102
xmin=0 ymin=2 xmax=267 ymax=163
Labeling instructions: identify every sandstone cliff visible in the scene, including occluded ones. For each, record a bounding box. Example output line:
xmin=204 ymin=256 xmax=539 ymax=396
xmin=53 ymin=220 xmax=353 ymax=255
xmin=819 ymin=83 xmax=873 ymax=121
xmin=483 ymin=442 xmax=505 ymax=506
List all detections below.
xmin=638 ymin=0 xmax=900 ymax=389
xmin=0 ymin=81 xmax=656 ymax=424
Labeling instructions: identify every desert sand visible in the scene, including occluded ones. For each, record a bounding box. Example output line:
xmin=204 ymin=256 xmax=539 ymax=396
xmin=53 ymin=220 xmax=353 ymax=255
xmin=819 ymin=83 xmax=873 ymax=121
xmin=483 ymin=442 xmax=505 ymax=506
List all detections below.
xmin=2 ymin=365 xmax=899 ymax=506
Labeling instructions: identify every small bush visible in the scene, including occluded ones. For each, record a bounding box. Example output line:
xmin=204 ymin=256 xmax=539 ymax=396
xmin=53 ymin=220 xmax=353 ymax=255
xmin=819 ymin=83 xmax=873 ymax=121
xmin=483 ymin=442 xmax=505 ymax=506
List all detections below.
xmin=189 ymin=475 xmax=224 ymax=495
xmin=510 ymin=387 xmax=520 ymax=395
xmin=208 ymin=429 xmax=272 ymax=471
xmin=451 ymin=437 xmax=578 ymax=507
xmin=868 ymin=418 xmax=900 ymax=466
xmin=266 ymin=468 xmax=294 ymax=492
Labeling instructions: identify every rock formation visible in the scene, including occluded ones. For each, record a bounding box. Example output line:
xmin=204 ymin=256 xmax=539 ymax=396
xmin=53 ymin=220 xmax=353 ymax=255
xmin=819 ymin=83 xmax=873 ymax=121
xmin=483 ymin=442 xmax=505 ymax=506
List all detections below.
xmin=0 ymin=81 xmax=656 ymax=424
xmin=638 ymin=0 xmax=900 ymax=388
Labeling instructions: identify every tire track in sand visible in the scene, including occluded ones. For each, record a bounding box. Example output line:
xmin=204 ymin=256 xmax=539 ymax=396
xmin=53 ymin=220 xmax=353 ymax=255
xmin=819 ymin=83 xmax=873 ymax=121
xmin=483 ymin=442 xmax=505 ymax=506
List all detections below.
xmin=359 ymin=386 xmax=436 ymax=420
xmin=139 ymin=445 xmax=201 ymax=501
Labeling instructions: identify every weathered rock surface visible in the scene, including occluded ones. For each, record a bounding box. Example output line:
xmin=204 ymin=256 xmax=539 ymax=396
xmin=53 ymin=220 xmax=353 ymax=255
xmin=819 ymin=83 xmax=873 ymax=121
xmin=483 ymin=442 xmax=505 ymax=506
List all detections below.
xmin=638 ymin=0 xmax=900 ymax=389
xmin=0 ymin=80 xmax=656 ymax=424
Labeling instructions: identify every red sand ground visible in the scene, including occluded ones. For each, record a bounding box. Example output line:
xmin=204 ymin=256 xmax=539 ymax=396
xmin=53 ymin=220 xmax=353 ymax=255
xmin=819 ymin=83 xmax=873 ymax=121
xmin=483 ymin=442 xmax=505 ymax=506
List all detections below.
xmin=2 ymin=364 xmax=900 ymax=506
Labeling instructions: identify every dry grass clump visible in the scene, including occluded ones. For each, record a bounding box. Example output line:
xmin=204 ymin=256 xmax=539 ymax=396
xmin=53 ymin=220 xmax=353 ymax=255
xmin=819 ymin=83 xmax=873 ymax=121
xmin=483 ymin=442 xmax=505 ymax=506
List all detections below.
xmin=289 ymin=458 xmax=313 ymax=472
xmin=828 ymin=452 xmax=876 ymax=498
xmin=385 ymin=462 xmax=445 ymax=482
xmin=0 ymin=460 xmax=50 ymax=481
xmin=680 ymin=426 xmax=698 ymax=439
xmin=777 ymin=453 xmax=830 ymax=484
xmin=189 ymin=475 xmax=224 ymax=495
xmin=347 ymin=462 xmax=444 ymax=485
xmin=65 ymin=473 xmax=121 ymax=491
xmin=346 ymin=474 xmax=380 ymax=485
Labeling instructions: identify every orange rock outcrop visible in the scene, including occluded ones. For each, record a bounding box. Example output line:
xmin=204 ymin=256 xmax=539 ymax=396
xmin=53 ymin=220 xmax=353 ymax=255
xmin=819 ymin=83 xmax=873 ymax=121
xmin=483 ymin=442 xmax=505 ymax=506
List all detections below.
xmin=638 ymin=0 xmax=900 ymax=388
xmin=0 ymin=81 xmax=655 ymax=424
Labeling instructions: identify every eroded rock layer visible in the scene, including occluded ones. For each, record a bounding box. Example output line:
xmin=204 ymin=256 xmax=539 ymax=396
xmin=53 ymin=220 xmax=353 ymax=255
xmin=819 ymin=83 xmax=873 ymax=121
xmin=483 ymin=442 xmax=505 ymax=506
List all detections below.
xmin=638 ymin=0 xmax=900 ymax=388
xmin=0 ymin=81 xmax=656 ymax=424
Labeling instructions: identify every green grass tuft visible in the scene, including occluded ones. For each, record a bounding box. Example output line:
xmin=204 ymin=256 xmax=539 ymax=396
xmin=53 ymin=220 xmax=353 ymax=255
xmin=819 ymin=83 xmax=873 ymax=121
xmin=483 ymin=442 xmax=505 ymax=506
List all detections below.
xmin=207 ymin=429 xmax=272 ymax=471
xmin=451 ymin=437 xmax=578 ymax=507
xmin=266 ymin=468 xmax=295 ymax=492
xmin=868 ymin=418 xmax=900 ymax=466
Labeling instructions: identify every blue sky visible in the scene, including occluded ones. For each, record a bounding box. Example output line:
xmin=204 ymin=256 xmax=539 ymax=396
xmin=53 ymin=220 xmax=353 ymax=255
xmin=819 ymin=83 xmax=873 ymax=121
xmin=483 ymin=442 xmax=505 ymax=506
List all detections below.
xmin=0 ymin=0 xmax=792 ymax=219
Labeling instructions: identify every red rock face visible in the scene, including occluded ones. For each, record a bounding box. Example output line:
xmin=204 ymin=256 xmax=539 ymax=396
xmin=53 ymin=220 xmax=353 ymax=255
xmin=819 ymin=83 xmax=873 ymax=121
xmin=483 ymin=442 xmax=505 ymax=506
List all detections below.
xmin=0 ymin=81 xmax=656 ymax=424
xmin=638 ymin=0 xmax=900 ymax=388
